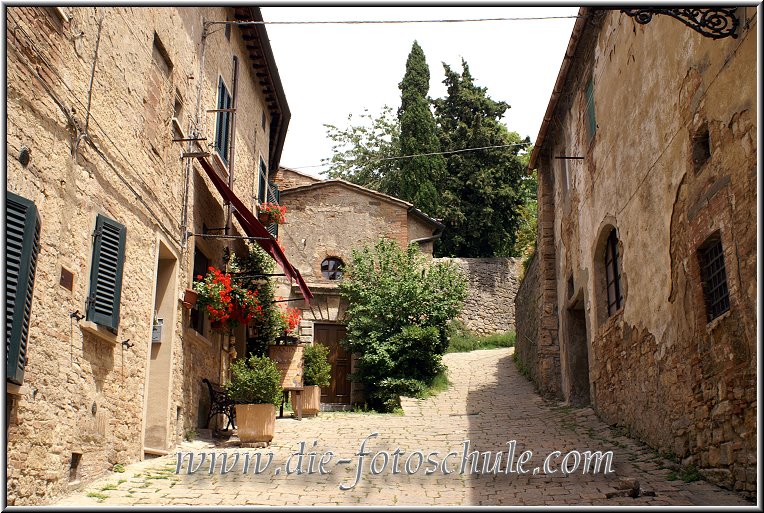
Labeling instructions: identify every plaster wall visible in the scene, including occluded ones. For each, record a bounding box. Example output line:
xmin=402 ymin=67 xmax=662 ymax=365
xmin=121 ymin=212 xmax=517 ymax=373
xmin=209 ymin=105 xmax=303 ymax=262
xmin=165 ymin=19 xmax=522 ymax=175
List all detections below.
xmin=526 ymin=9 xmax=756 ymax=495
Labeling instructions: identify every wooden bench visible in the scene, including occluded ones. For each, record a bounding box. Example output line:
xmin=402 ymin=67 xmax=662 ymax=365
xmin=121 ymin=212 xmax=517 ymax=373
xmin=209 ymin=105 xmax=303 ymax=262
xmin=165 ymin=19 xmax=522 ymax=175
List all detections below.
xmin=202 ymin=378 xmax=235 ymax=430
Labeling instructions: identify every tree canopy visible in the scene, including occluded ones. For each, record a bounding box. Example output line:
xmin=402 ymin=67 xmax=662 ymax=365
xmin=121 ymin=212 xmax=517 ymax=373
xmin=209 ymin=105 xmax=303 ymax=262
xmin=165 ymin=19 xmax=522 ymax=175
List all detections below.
xmin=323 ymin=47 xmax=532 ymax=258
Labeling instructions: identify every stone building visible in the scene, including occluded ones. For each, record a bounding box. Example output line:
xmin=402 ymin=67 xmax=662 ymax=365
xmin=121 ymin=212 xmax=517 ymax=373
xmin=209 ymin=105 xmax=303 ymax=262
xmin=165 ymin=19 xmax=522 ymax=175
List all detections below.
xmin=514 ymin=8 xmax=756 ymax=496
xmin=271 ymin=174 xmax=444 ymax=406
xmin=5 ymin=7 xmax=308 ymax=504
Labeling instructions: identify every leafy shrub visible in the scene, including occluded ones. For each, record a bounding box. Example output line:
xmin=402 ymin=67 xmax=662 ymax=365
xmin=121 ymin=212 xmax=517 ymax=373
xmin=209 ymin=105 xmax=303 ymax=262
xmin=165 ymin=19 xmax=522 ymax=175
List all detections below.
xmin=303 ymin=343 xmax=332 ymax=387
xmin=339 ymin=239 xmax=467 ymax=411
xmin=446 ymin=321 xmax=516 ymax=353
xmin=226 ymin=355 xmax=282 ymax=406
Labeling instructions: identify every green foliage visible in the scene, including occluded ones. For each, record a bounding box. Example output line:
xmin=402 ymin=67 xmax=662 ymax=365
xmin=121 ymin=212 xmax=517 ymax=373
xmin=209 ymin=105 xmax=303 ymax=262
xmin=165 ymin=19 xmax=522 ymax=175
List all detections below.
xmin=226 ymin=355 xmax=283 ymax=406
xmin=396 ymin=41 xmax=447 ymax=218
xmin=112 ymin=463 xmax=126 ymax=473
xmin=323 ymin=106 xmax=400 ymax=191
xmin=339 ymin=239 xmax=467 ymax=411
xmin=433 ymin=60 xmax=531 ymax=257
xmin=231 ymin=243 xmax=282 ymax=356
xmin=303 ymin=343 xmax=332 ymax=387
xmin=446 ymin=321 xmax=516 ymax=353
xmin=513 ymin=168 xmax=538 ymax=258
xmin=420 ymin=369 xmax=450 ymax=398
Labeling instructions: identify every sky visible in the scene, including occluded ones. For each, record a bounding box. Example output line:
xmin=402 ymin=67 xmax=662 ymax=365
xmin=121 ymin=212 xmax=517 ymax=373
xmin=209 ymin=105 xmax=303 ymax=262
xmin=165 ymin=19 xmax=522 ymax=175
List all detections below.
xmin=260 ymin=7 xmax=579 ymax=178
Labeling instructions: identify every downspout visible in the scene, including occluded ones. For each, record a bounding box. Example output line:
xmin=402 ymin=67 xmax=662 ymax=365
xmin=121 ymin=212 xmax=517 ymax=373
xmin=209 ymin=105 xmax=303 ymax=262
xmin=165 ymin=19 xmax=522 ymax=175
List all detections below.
xmin=181 ymin=18 xmax=208 ymax=250
xmin=225 ymin=55 xmax=240 ymax=236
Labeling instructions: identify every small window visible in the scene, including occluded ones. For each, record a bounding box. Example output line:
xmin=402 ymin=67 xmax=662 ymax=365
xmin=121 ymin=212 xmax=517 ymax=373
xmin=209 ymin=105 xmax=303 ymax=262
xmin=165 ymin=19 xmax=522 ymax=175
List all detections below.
xmin=215 ymin=77 xmax=233 ymax=166
xmin=261 ymin=111 xmax=267 ymax=130
xmin=87 ymin=215 xmax=127 ymax=332
xmin=6 ymin=192 xmax=41 ymax=385
xmin=585 ymin=78 xmax=596 ymax=141
xmin=604 ymin=228 xmax=622 ymax=316
xmin=698 ymin=233 xmax=730 ymax=322
xmin=224 ymin=19 xmax=232 ymax=41
xmin=692 ymin=124 xmax=711 ymax=172
xmin=190 ymin=248 xmax=209 ymax=336
xmin=321 ymin=258 xmax=344 ymax=280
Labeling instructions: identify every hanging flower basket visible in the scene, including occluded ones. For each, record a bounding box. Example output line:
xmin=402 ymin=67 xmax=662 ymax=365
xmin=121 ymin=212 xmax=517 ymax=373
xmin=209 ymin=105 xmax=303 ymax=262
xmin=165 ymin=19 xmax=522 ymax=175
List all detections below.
xmin=192 ymin=266 xmax=264 ymax=330
xmin=258 ymin=202 xmax=287 ymax=225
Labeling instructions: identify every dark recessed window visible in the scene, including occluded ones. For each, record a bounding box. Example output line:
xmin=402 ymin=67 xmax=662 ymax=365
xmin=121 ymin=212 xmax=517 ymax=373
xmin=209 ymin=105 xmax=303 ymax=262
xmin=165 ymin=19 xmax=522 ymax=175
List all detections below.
xmin=698 ymin=233 xmax=730 ymax=322
xmin=190 ymin=248 xmax=209 ymax=335
xmin=585 ymin=77 xmax=596 ymax=142
xmin=321 ymin=257 xmax=344 ymax=280
xmin=604 ymin=228 xmax=622 ymax=317
xmin=692 ymin=125 xmax=711 ymax=171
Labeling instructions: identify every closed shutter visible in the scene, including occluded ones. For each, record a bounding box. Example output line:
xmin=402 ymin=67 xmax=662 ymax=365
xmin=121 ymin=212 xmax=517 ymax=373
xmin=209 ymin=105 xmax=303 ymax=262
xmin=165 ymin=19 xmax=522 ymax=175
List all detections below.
xmin=585 ymin=78 xmax=596 ymax=140
xmin=6 ymin=192 xmax=41 ymax=385
xmin=86 ymin=215 xmax=127 ymax=332
xmin=266 ymin=183 xmax=279 ymax=238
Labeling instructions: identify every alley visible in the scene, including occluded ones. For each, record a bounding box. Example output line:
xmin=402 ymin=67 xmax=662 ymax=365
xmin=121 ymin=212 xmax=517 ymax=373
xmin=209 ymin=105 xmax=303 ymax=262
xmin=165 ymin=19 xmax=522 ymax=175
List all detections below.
xmin=54 ymin=348 xmax=752 ymax=507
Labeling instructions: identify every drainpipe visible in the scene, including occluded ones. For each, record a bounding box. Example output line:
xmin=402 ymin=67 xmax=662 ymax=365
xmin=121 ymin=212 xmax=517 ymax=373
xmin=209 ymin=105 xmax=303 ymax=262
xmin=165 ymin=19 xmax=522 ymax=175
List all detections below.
xmin=225 ymin=55 xmax=239 ymax=236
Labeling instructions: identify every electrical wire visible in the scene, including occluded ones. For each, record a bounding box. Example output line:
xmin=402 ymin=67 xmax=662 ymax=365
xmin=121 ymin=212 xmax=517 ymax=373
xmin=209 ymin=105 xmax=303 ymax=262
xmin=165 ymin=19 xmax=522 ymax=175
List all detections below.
xmin=207 ymin=15 xmax=586 ymax=26
xmin=291 ymin=141 xmax=532 ymax=170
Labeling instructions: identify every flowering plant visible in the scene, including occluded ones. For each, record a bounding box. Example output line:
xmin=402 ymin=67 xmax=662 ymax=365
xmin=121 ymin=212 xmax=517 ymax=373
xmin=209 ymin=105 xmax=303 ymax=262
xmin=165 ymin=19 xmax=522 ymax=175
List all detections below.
xmin=193 ymin=266 xmax=263 ymax=327
xmin=259 ymin=202 xmax=287 ymax=225
xmin=278 ymin=307 xmax=302 ymax=335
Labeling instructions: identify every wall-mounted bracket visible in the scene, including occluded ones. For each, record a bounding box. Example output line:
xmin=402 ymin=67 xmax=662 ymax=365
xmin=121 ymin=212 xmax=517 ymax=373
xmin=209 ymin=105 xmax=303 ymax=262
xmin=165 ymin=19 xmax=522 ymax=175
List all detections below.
xmin=622 ymin=8 xmax=739 ymax=39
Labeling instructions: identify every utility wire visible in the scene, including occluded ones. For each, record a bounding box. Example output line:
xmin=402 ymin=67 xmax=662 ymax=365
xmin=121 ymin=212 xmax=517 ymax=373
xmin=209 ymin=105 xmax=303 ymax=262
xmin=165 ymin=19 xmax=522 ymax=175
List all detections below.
xmin=292 ymin=141 xmax=532 ymax=170
xmin=207 ymin=15 xmax=585 ymax=26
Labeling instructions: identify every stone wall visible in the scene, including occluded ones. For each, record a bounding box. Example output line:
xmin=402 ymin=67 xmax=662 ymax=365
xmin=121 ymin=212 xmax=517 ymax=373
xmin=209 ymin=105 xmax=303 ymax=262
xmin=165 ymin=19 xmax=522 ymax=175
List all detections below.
xmin=514 ymin=253 xmax=540 ymax=382
xmin=6 ymin=6 xmax=282 ymax=505
xmin=435 ymin=257 xmax=523 ymax=335
xmin=530 ymin=8 xmax=757 ymax=497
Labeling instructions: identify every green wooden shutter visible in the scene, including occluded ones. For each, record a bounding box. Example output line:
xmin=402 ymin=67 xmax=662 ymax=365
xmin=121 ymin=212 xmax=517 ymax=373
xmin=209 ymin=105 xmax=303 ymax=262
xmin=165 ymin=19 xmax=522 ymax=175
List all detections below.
xmin=86 ymin=215 xmax=127 ymax=332
xmin=6 ymin=192 xmax=41 ymax=385
xmin=585 ymin=78 xmax=596 ymax=140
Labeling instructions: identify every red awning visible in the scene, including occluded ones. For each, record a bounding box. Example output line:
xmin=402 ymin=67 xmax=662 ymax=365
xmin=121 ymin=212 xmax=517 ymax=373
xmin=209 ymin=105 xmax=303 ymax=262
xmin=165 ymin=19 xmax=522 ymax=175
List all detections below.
xmin=195 ymin=156 xmax=313 ymax=304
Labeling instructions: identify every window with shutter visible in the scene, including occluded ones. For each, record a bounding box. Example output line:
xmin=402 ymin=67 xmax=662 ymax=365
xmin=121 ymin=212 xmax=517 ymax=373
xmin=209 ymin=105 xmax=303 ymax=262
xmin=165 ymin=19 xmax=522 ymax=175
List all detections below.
xmin=214 ymin=77 xmax=232 ymax=166
xmin=257 ymin=158 xmax=267 ymax=204
xmin=86 ymin=215 xmax=127 ymax=332
xmin=585 ymin=78 xmax=596 ymax=141
xmin=6 ymin=192 xmax=41 ymax=385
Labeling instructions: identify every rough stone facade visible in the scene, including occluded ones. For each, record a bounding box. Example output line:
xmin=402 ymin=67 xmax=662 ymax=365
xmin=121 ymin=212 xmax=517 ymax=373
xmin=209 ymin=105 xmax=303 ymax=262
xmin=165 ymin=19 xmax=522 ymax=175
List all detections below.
xmin=6 ymin=7 xmax=288 ymax=505
xmin=515 ymin=8 xmax=757 ymax=497
xmin=436 ymin=258 xmax=523 ymax=336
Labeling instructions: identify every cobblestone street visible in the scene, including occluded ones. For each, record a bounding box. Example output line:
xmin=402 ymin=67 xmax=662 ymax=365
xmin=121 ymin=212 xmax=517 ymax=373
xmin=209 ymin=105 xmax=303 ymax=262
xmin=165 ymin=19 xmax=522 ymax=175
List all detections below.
xmin=54 ymin=348 xmax=752 ymax=507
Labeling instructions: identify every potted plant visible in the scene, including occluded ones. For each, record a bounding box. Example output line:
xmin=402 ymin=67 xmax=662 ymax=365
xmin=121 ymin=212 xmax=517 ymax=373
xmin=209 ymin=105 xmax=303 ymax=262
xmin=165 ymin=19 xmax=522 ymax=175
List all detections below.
xmin=258 ymin=202 xmax=287 ymax=225
xmin=297 ymin=343 xmax=332 ymax=416
xmin=226 ymin=355 xmax=283 ymax=443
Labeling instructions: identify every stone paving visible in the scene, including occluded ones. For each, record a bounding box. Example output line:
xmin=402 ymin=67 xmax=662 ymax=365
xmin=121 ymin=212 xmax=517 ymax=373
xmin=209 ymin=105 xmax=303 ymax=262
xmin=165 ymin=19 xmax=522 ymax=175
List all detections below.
xmin=53 ymin=348 xmax=754 ymax=507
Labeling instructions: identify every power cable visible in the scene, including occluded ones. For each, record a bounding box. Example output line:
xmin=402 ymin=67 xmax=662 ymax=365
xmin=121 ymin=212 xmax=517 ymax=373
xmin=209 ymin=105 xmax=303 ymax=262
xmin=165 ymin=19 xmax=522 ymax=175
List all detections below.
xmin=291 ymin=141 xmax=532 ymax=170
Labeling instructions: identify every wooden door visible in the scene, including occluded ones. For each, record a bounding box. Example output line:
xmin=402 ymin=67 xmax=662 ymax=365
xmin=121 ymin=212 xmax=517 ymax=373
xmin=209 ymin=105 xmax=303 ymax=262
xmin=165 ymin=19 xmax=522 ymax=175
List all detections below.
xmin=314 ymin=324 xmax=350 ymax=404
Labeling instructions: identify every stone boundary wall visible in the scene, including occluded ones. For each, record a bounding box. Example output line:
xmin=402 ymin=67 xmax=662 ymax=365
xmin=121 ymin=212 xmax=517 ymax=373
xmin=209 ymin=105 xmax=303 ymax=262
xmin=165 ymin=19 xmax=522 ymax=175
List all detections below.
xmin=436 ymin=257 xmax=523 ymax=336
xmin=514 ymin=253 xmax=540 ymax=380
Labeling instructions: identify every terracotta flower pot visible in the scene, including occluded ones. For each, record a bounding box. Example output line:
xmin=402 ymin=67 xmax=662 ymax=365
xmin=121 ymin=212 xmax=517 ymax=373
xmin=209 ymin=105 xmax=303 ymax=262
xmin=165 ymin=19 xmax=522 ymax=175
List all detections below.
xmin=235 ymin=403 xmax=276 ymax=443
xmin=292 ymin=385 xmax=321 ymax=416
xmin=182 ymin=289 xmax=198 ymax=309
xmin=258 ymin=212 xmax=272 ymax=225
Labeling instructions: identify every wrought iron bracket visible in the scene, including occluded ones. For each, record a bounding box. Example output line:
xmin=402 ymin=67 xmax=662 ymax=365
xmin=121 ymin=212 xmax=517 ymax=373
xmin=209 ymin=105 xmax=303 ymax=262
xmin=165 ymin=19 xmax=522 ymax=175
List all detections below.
xmin=622 ymin=8 xmax=739 ymax=39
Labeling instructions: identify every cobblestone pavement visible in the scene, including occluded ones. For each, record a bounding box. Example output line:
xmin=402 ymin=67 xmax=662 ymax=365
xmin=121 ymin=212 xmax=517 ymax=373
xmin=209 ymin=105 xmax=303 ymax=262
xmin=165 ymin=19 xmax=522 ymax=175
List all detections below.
xmin=54 ymin=348 xmax=753 ymax=507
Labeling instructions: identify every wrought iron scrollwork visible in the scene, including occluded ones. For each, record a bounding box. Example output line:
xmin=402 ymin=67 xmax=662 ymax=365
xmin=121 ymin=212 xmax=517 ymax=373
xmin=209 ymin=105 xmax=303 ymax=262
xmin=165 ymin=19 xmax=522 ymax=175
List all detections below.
xmin=622 ymin=8 xmax=739 ymax=39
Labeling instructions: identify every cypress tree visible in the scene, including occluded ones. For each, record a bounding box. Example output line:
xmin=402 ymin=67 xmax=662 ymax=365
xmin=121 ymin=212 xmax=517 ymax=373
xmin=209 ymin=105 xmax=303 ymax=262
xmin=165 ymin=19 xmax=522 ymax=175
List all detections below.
xmin=396 ymin=41 xmax=446 ymax=218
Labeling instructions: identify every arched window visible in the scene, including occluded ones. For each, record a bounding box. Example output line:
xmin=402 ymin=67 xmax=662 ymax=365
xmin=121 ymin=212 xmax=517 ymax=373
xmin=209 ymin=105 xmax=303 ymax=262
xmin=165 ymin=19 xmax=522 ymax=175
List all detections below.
xmin=321 ymin=257 xmax=344 ymax=280
xmin=604 ymin=228 xmax=623 ymax=316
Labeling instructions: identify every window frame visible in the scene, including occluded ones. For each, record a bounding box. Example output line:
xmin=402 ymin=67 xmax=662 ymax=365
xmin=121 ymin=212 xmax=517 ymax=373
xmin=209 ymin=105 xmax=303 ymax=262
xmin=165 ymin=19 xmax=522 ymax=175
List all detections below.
xmin=321 ymin=257 xmax=345 ymax=281
xmin=585 ymin=77 xmax=596 ymax=142
xmin=214 ymin=76 xmax=233 ymax=167
xmin=190 ymin=247 xmax=210 ymax=336
xmin=698 ymin=233 xmax=730 ymax=322
xmin=604 ymin=228 xmax=622 ymax=317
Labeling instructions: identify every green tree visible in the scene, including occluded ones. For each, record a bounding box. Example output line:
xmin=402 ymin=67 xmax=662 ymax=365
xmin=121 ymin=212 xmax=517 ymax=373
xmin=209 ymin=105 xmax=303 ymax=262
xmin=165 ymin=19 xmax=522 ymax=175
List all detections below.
xmin=433 ymin=60 xmax=531 ymax=257
xmin=339 ymin=239 xmax=467 ymax=411
xmin=396 ymin=41 xmax=447 ymax=217
xmin=322 ymin=106 xmax=400 ymax=192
